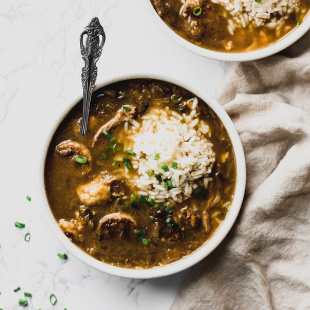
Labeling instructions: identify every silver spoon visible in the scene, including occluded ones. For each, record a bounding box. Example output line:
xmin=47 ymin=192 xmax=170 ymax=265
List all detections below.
xmin=79 ymin=17 xmax=105 ymax=136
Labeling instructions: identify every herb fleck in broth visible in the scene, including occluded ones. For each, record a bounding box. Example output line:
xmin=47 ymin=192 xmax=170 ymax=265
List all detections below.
xmin=150 ymin=0 xmax=310 ymax=53
xmin=44 ymin=79 xmax=237 ymax=269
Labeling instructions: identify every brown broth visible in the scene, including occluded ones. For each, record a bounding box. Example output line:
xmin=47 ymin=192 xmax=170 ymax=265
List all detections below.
xmin=150 ymin=0 xmax=310 ymax=52
xmin=44 ymin=79 xmax=237 ymax=269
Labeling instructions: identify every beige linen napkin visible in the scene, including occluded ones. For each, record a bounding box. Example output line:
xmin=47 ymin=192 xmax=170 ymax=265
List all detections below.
xmin=171 ymin=31 xmax=310 ymax=310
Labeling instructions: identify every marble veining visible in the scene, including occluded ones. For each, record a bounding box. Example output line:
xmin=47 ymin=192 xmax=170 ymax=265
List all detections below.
xmin=0 ymin=0 xmax=225 ymax=309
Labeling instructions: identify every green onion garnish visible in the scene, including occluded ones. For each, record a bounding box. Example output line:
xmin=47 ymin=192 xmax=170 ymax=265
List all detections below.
xmin=26 ymin=195 xmax=31 ymax=201
xmin=142 ymin=238 xmax=149 ymax=245
xmin=140 ymin=230 xmax=146 ymax=238
xmin=118 ymin=91 xmax=126 ymax=99
xmin=166 ymin=218 xmax=173 ymax=228
xmin=171 ymin=94 xmax=183 ymax=104
xmin=154 ymin=154 xmax=159 ymax=160
xmin=101 ymin=154 xmax=107 ymax=160
xmin=24 ymin=233 xmax=31 ymax=242
xmin=150 ymin=216 xmax=155 ymax=222
xmin=123 ymin=158 xmax=133 ymax=170
xmin=122 ymin=204 xmax=127 ymax=210
xmin=18 ymin=298 xmax=28 ymax=306
xmin=125 ymin=149 xmax=136 ymax=156
xmin=296 ymin=14 xmax=302 ymax=24
xmin=164 ymin=180 xmax=174 ymax=189
xmin=146 ymin=198 xmax=155 ymax=207
xmin=50 ymin=294 xmax=57 ymax=305
xmin=75 ymin=156 xmax=88 ymax=164
xmin=113 ymin=143 xmax=124 ymax=152
xmin=122 ymin=105 xmax=131 ymax=111
xmin=112 ymin=161 xmax=122 ymax=170
xmin=131 ymin=202 xmax=140 ymax=209
xmin=159 ymin=203 xmax=173 ymax=214
xmin=14 ymin=287 xmax=21 ymax=292
xmin=172 ymin=162 xmax=178 ymax=169
xmin=103 ymin=130 xmax=115 ymax=141
xmin=24 ymin=292 xmax=32 ymax=298
xmin=138 ymin=195 xmax=147 ymax=203
xmin=193 ymin=6 xmax=202 ymax=16
xmin=155 ymin=174 xmax=162 ymax=183
xmin=57 ymin=253 xmax=68 ymax=260
xmin=178 ymin=108 xmax=185 ymax=114
xmin=151 ymin=240 xmax=158 ymax=247
xmin=160 ymin=164 xmax=169 ymax=172
xmin=15 ymin=222 xmax=25 ymax=228
xmin=145 ymin=170 xmax=153 ymax=177
xmin=131 ymin=194 xmax=137 ymax=202
xmin=255 ymin=0 xmax=261 ymax=2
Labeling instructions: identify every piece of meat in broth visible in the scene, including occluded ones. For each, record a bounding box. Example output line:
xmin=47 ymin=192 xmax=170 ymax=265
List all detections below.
xmin=152 ymin=0 xmax=171 ymax=16
xmin=180 ymin=207 xmax=200 ymax=228
xmin=98 ymin=213 xmax=136 ymax=240
xmin=55 ymin=140 xmax=92 ymax=175
xmin=77 ymin=174 xmax=118 ymax=205
xmin=92 ymin=105 xmax=137 ymax=146
xmin=59 ymin=220 xmax=81 ymax=241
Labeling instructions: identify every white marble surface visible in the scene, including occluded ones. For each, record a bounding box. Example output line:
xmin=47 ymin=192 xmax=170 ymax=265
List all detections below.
xmin=0 ymin=0 xmax=226 ymax=309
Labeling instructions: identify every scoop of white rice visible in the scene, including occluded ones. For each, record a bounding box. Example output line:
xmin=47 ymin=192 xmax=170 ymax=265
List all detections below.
xmin=129 ymin=102 xmax=215 ymax=204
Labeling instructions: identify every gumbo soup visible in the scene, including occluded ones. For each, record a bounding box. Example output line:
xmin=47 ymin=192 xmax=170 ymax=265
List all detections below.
xmin=45 ymin=79 xmax=237 ymax=269
xmin=151 ymin=0 xmax=310 ymax=52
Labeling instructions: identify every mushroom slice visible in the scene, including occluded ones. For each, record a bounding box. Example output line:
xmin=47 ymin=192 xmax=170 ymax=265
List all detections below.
xmin=55 ymin=140 xmax=92 ymax=175
xmin=92 ymin=106 xmax=137 ymax=146
xmin=98 ymin=213 xmax=136 ymax=240
xmin=77 ymin=174 xmax=118 ymax=205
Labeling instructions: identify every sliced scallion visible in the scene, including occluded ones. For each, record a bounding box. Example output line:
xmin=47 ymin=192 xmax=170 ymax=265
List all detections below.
xmin=159 ymin=203 xmax=173 ymax=214
xmin=154 ymin=154 xmax=159 ymax=160
xmin=131 ymin=202 xmax=140 ymax=209
xmin=26 ymin=195 xmax=31 ymax=201
xmin=122 ymin=105 xmax=131 ymax=111
xmin=160 ymin=164 xmax=169 ymax=172
xmin=57 ymin=253 xmax=68 ymax=260
xmin=123 ymin=157 xmax=133 ymax=170
xmin=24 ymin=233 xmax=31 ymax=242
xmin=146 ymin=198 xmax=154 ymax=207
xmin=131 ymin=194 xmax=137 ymax=202
xmin=138 ymin=195 xmax=147 ymax=203
xmin=145 ymin=170 xmax=153 ymax=177
xmin=150 ymin=216 xmax=155 ymax=222
xmin=151 ymin=240 xmax=158 ymax=247
xmin=103 ymin=130 xmax=115 ymax=142
xmin=75 ymin=156 xmax=88 ymax=164
xmin=125 ymin=149 xmax=136 ymax=156
xmin=112 ymin=161 xmax=122 ymax=170
xmin=193 ymin=6 xmax=202 ymax=16
xmin=166 ymin=218 xmax=173 ymax=228
xmin=142 ymin=238 xmax=149 ymax=245
xmin=172 ymin=162 xmax=178 ymax=169
xmin=14 ymin=286 xmax=21 ymax=293
xmin=171 ymin=94 xmax=183 ymax=104
xmin=101 ymin=154 xmax=107 ymax=160
xmin=122 ymin=204 xmax=127 ymax=210
xmin=113 ymin=143 xmax=124 ymax=152
xmin=50 ymin=294 xmax=57 ymax=306
xmin=164 ymin=180 xmax=174 ymax=189
xmin=18 ymin=298 xmax=28 ymax=306
xmin=15 ymin=222 xmax=25 ymax=228
xmin=24 ymin=292 xmax=32 ymax=298
xmin=155 ymin=174 xmax=162 ymax=183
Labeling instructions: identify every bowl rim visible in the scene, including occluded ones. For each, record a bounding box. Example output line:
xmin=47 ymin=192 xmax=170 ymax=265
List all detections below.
xmin=145 ymin=0 xmax=310 ymax=61
xmin=40 ymin=72 xmax=246 ymax=279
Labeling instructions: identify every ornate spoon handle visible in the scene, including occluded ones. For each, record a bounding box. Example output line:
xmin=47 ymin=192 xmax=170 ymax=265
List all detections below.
xmin=79 ymin=17 xmax=105 ymax=135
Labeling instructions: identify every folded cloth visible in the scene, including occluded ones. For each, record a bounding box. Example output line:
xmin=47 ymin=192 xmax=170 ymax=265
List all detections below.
xmin=171 ymin=31 xmax=310 ymax=310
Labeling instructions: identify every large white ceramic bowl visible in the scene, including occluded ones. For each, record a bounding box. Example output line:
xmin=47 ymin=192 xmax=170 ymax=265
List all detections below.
xmin=40 ymin=73 xmax=246 ymax=279
xmin=145 ymin=0 xmax=310 ymax=61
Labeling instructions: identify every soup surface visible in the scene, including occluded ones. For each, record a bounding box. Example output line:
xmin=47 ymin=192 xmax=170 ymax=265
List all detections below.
xmin=151 ymin=0 xmax=310 ymax=52
xmin=45 ymin=79 xmax=237 ymax=269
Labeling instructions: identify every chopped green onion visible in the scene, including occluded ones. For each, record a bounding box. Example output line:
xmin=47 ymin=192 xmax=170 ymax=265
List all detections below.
xmin=118 ymin=91 xmax=126 ymax=100
xmin=154 ymin=154 xmax=159 ymax=160
xmin=18 ymin=298 xmax=28 ymax=306
xmin=193 ymin=6 xmax=202 ymax=16
xmin=57 ymin=253 xmax=68 ymax=260
xmin=50 ymin=294 xmax=57 ymax=305
xmin=140 ymin=230 xmax=146 ymax=238
xmin=172 ymin=162 xmax=178 ymax=169
xmin=155 ymin=174 xmax=162 ymax=183
xmin=166 ymin=218 xmax=173 ymax=228
xmin=125 ymin=149 xmax=136 ymax=156
xmin=159 ymin=203 xmax=173 ymax=214
xmin=150 ymin=216 xmax=155 ymax=222
xmin=24 ymin=292 xmax=32 ymax=298
xmin=122 ymin=105 xmax=131 ymax=111
xmin=255 ymin=0 xmax=261 ymax=2
xmin=142 ymin=238 xmax=149 ymax=245
xmin=134 ymin=230 xmax=140 ymax=235
xmin=178 ymin=108 xmax=185 ymax=114
xmin=123 ymin=158 xmax=133 ymax=170
xmin=112 ymin=161 xmax=122 ymax=170
xmin=171 ymin=94 xmax=183 ymax=104
xmin=101 ymin=154 xmax=107 ymax=160
xmin=160 ymin=164 xmax=169 ymax=172
xmin=26 ymin=195 xmax=31 ymax=201
xmin=138 ymin=195 xmax=147 ymax=203
xmin=122 ymin=204 xmax=127 ymax=210
xmin=131 ymin=202 xmax=140 ymax=209
xmin=151 ymin=240 xmax=158 ymax=247
xmin=75 ymin=156 xmax=88 ymax=164
xmin=131 ymin=194 xmax=137 ymax=202
xmin=113 ymin=143 xmax=124 ymax=152
xmin=146 ymin=198 xmax=155 ymax=207
xmin=24 ymin=233 xmax=31 ymax=242
xmin=145 ymin=170 xmax=153 ymax=177
xmin=103 ymin=130 xmax=115 ymax=142
xmin=15 ymin=222 xmax=25 ymax=228
xmin=296 ymin=14 xmax=302 ymax=24
xmin=164 ymin=180 xmax=174 ymax=189
xmin=14 ymin=286 xmax=21 ymax=292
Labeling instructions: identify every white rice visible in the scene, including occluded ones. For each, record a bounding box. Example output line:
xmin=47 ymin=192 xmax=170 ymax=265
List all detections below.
xmin=127 ymin=100 xmax=215 ymax=204
xmin=213 ymin=0 xmax=300 ymax=31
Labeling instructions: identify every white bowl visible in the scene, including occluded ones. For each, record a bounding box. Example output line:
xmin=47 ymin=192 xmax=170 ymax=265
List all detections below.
xmin=40 ymin=73 xmax=246 ymax=279
xmin=145 ymin=0 xmax=310 ymax=61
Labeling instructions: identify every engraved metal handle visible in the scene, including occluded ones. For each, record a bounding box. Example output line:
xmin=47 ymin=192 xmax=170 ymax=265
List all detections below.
xmin=80 ymin=17 xmax=106 ymax=135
